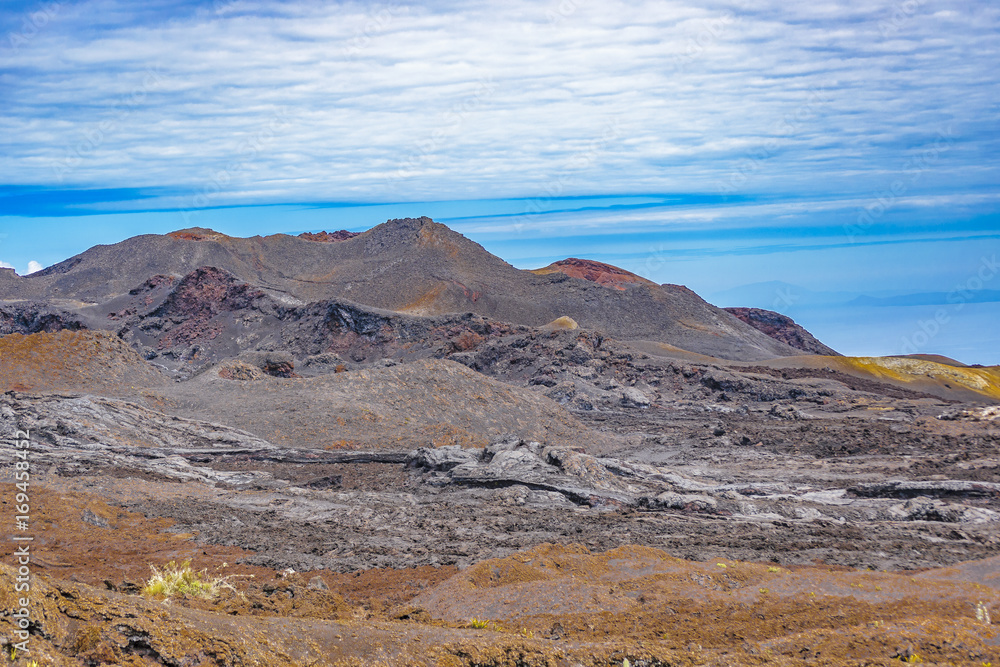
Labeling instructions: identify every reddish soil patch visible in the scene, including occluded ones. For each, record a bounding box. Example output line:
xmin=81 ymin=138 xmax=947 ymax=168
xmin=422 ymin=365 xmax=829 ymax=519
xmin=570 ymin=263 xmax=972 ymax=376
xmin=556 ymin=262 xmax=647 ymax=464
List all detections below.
xmin=530 ymin=258 xmax=657 ymax=290
xmin=166 ymin=227 xmax=231 ymax=241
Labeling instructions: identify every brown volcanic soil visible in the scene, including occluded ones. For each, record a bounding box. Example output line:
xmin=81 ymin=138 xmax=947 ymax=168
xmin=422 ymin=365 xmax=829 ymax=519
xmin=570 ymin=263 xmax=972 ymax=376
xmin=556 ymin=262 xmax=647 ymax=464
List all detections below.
xmin=0 ymin=485 xmax=262 ymax=588
xmin=0 ymin=330 xmax=167 ymax=395
xmin=1 ymin=487 xmax=998 ymax=667
xmin=411 ymin=543 xmax=1000 ymax=664
xmin=156 ymin=357 xmax=592 ymax=451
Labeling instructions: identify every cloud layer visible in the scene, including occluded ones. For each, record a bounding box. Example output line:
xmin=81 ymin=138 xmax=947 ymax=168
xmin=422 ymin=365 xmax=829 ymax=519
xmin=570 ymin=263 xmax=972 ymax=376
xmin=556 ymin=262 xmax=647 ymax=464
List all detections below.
xmin=2 ymin=0 xmax=998 ymax=209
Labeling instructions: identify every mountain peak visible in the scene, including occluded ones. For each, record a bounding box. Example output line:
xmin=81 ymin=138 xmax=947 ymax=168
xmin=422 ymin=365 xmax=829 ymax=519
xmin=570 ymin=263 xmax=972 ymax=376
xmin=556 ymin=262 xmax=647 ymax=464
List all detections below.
xmin=530 ymin=258 xmax=657 ymax=291
xmin=167 ymin=228 xmax=232 ymax=242
xmin=359 ymin=216 xmax=486 ymax=261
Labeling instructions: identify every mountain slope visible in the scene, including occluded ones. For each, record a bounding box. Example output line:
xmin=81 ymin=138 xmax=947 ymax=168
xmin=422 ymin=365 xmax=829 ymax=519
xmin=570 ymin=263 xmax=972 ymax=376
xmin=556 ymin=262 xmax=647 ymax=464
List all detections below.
xmin=724 ymin=307 xmax=839 ymax=356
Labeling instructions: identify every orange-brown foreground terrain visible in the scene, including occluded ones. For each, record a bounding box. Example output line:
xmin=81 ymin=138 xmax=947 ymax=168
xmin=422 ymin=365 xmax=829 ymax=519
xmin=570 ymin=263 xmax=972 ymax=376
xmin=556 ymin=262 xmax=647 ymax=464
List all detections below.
xmin=1 ymin=485 xmax=998 ymax=666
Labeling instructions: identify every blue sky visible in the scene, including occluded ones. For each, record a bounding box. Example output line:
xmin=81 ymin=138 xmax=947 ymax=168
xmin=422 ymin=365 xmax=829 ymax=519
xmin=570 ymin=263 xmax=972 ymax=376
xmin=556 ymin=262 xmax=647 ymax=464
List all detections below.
xmin=1 ymin=0 xmax=998 ymax=362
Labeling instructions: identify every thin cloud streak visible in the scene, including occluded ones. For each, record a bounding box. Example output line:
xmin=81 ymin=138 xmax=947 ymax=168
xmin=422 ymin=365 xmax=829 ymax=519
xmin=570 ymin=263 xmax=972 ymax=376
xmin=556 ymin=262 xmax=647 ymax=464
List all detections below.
xmin=1 ymin=0 xmax=997 ymax=208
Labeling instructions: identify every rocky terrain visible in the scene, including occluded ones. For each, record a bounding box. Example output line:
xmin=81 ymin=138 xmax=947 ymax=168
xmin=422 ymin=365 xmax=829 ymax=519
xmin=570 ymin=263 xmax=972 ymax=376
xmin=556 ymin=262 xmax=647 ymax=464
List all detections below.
xmin=1 ymin=220 xmax=998 ymax=666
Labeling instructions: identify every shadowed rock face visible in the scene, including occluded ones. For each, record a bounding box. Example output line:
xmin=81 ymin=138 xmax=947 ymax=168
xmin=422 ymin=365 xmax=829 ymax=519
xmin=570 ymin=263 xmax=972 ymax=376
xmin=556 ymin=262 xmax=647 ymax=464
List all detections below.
xmin=724 ymin=306 xmax=839 ymax=356
xmin=0 ymin=301 xmax=87 ymax=335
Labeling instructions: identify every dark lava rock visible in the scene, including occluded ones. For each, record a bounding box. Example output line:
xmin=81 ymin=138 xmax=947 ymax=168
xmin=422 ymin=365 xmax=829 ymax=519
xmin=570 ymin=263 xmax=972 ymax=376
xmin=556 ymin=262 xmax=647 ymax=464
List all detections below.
xmin=0 ymin=302 xmax=87 ymax=335
xmin=298 ymin=230 xmax=361 ymax=242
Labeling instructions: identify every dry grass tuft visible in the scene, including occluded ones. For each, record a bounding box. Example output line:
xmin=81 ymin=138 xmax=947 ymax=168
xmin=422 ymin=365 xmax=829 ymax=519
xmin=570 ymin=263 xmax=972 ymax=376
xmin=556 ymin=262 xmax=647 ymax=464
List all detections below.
xmin=142 ymin=560 xmax=241 ymax=599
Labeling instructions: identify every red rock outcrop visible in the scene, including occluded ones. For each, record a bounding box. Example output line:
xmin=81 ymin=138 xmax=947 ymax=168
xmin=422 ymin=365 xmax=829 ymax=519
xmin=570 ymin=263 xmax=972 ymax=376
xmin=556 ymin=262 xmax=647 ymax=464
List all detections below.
xmin=724 ymin=307 xmax=839 ymax=356
xmin=150 ymin=266 xmax=268 ymax=349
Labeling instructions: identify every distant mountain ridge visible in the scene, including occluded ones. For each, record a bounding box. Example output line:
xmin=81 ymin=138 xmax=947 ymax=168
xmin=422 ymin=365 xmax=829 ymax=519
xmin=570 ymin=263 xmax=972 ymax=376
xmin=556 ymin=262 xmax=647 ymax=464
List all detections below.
xmin=711 ymin=281 xmax=1000 ymax=311
xmin=709 ymin=281 xmax=859 ymax=309
xmin=849 ymin=291 xmax=1000 ymax=307
xmin=0 ymin=218 xmax=818 ymax=361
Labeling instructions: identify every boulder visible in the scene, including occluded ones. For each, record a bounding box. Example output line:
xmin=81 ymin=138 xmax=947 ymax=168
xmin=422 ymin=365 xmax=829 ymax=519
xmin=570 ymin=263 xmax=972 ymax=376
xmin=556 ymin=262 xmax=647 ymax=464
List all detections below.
xmin=621 ymin=387 xmax=650 ymax=408
xmin=407 ymin=445 xmax=481 ymax=471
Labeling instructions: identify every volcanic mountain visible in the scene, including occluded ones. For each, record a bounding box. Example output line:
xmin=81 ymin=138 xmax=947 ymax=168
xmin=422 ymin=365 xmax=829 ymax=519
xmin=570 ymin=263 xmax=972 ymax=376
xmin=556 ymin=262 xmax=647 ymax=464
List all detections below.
xmin=2 ymin=217 xmax=806 ymax=360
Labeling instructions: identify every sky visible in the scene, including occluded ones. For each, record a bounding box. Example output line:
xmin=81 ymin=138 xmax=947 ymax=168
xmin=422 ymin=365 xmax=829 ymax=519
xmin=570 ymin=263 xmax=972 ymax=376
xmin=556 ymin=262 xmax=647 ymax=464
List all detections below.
xmin=1 ymin=0 xmax=998 ymax=362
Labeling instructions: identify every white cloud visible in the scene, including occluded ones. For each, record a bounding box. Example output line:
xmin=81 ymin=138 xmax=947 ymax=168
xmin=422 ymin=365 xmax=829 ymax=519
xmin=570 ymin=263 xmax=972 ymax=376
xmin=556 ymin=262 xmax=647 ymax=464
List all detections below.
xmin=0 ymin=0 xmax=997 ymax=209
xmin=26 ymin=261 xmax=44 ymax=274
xmin=0 ymin=261 xmax=14 ymax=270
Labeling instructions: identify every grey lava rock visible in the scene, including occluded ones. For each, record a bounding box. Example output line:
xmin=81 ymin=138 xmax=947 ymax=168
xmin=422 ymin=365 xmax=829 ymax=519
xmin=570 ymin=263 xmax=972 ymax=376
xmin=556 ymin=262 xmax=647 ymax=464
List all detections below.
xmin=621 ymin=386 xmax=650 ymax=408
xmin=307 ymin=576 xmax=329 ymax=591
xmin=407 ymin=446 xmax=481 ymax=472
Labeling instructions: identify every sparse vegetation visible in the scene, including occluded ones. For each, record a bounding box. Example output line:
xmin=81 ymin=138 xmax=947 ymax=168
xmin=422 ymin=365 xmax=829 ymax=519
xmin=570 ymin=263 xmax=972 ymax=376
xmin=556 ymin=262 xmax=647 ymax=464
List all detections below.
xmin=71 ymin=624 xmax=103 ymax=654
xmin=142 ymin=559 xmax=239 ymax=599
